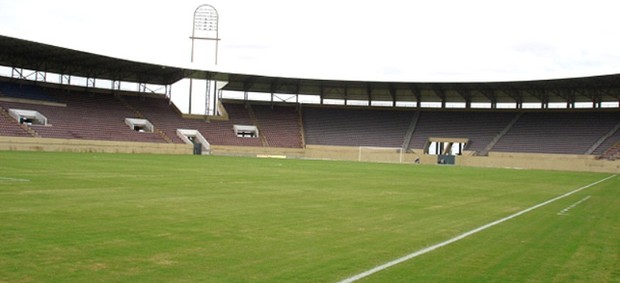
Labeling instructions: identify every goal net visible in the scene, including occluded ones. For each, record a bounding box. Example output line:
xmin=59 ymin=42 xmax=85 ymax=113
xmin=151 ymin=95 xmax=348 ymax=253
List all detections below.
xmin=358 ymin=146 xmax=404 ymax=163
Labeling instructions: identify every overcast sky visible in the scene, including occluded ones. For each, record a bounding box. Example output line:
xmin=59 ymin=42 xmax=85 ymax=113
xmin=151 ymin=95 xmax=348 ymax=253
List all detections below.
xmin=2 ymin=0 xmax=620 ymax=83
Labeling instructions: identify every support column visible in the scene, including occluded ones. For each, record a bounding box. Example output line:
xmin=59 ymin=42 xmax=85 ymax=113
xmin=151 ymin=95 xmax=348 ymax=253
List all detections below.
xmin=409 ymin=85 xmax=421 ymax=109
xmin=389 ymin=86 xmax=397 ymax=107
xmin=366 ymin=84 xmax=372 ymax=106
xmin=188 ymin=78 xmax=194 ymax=114
xmin=205 ymin=78 xmax=211 ymax=116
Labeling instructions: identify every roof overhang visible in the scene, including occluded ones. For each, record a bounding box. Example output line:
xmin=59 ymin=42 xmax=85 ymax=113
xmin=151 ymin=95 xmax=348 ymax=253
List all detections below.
xmin=0 ymin=35 xmax=188 ymax=85
xmin=1 ymin=34 xmax=619 ymax=105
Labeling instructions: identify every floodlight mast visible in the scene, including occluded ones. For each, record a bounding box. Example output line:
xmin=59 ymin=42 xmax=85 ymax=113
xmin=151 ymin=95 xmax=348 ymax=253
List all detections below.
xmin=189 ymin=4 xmax=220 ymax=115
xmin=190 ymin=4 xmax=220 ymax=65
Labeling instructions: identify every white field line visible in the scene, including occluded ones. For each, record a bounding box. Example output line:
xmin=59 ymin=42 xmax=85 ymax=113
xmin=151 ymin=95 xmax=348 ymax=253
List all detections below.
xmin=0 ymin=177 xmax=31 ymax=182
xmin=557 ymin=196 xmax=591 ymax=215
xmin=337 ymin=174 xmax=617 ymax=283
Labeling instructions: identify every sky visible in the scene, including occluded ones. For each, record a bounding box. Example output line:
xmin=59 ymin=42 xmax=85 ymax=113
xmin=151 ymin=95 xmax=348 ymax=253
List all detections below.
xmin=2 ymin=0 xmax=620 ymax=82
xmin=1 ymin=0 xmax=620 ymax=112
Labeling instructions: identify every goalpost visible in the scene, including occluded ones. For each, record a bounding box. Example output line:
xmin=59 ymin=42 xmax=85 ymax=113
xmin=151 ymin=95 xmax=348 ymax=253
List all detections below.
xmin=358 ymin=146 xmax=405 ymax=163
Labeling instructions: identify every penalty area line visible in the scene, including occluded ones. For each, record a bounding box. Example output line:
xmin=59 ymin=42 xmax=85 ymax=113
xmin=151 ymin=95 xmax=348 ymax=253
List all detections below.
xmin=337 ymin=174 xmax=617 ymax=283
xmin=557 ymin=195 xmax=591 ymax=216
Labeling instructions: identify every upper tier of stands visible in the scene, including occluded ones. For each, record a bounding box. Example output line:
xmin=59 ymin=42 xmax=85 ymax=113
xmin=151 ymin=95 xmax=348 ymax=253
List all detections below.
xmin=0 ymin=80 xmax=618 ymax=158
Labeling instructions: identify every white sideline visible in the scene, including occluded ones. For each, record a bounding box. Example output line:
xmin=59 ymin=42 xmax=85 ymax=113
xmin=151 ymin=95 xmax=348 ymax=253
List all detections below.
xmin=337 ymin=174 xmax=617 ymax=283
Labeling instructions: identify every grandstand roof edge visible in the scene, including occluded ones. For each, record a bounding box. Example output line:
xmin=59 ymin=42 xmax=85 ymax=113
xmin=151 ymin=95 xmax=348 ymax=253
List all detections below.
xmin=1 ymin=34 xmax=619 ymax=104
xmin=0 ymin=34 xmax=189 ymax=85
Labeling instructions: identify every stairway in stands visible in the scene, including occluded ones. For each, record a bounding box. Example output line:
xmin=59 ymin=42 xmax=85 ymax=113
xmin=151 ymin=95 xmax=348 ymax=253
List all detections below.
xmin=115 ymin=95 xmax=173 ymax=143
xmin=246 ymin=104 xmax=269 ymax=147
xmin=478 ymin=112 xmax=523 ymax=156
xmin=401 ymin=111 xmax=420 ymax=152
xmin=599 ymin=142 xmax=620 ymax=160
xmin=0 ymin=106 xmax=38 ymax=137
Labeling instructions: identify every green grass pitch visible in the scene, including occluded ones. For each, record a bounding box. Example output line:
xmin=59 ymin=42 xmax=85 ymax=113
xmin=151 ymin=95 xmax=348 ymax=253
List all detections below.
xmin=0 ymin=151 xmax=618 ymax=282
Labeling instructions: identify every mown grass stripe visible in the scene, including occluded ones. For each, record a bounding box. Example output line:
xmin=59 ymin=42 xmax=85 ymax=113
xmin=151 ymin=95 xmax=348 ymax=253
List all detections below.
xmin=0 ymin=176 xmax=30 ymax=182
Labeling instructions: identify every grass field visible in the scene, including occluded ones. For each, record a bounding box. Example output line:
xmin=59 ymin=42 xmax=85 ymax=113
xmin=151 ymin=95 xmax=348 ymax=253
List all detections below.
xmin=0 ymin=151 xmax=618 ymax=282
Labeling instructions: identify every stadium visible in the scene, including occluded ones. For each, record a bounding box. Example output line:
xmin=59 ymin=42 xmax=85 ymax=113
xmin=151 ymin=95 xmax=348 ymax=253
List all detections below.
xmin=1 ymin=3 xmax=619 ymax=282
xmin=1 ymin=34 xmax=618 ymax=172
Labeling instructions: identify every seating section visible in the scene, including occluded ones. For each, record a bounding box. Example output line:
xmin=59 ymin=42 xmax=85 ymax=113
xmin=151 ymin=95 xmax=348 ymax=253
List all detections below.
xmin=600 ymin=142 xmax=620 ymax=160
xmin=303 ymin=108 xmax=516 ymax=152
xmin=252 ymin=104 xmax=303 ymax=148
xmin=0 ymin=91 xmax=166 ymax=143
xmin=0 ymin=107 xmax=32 ymax=137
xmin=205 ymin=103 xmax=264 ymax=147
xmin=123 ymin=97 xmax=262 ymax=147
xmin=0 ymin=80 xmax=619 ymax=156
xmin=124 ymin=98 xmax=303 ymax=148
xmin=0 ymin=81 xmax=56 ymax=102
xmin=408 ymin=111 xmax=517 ymax=152
xmin=121 ymin=96 xmax=189 ymax=144
xmin=492 ymin=112 xmax=620 ymax=154
xmin=593 ymin=128 xmax=620 ymax=158
xmin=0 ymin=82 xmax=293 ymax=147
xmin=303 ymin=107 xmax=413 ymax=147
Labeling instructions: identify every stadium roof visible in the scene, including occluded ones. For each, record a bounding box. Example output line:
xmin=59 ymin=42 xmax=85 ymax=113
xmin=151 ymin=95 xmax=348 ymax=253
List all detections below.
xmin=0 ymin=35 xmax=188 ymax=85
xmin=1 ymin=34 xmax=619 ymax=106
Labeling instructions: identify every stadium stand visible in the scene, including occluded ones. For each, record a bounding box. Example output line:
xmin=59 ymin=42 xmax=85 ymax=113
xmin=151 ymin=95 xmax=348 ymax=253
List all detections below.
xmin=594 ymin=129 xmax=620 ymax=160
xmin=602 ymin=142 xmax=620 ymax=160
xmin=0 ymin=81 xmax=56 ymax=102
xmin=0 ymin=79 xmax=618 ymax=161
xmin=0 ymin=106 xmax=33 ymax=137
xmin=0 ymin=90 xmax=167 ymax=143
xmin=121 ymin=95 xmax=188 ymax=144
xmin=124 ymin=98 xmax=303 ymax=148
xmin=189 ymin=102 xmax=262 ymax=147
xmin=302 ymin=106 xmax=413 ymax=147
xmin=0 ymin=81 xmax=291 ymax=147
xmin=0 ymin=35 xmax=617 ymax=173
xmin=251 ymin=104 xmax=303 ymax=148
xmin=122 ymin=96 xmax=264 ymax=147
xmin=407 ymin=111 xmax=517 ymax=153
xmin=491 ymin=111 xmax=620 ymax=155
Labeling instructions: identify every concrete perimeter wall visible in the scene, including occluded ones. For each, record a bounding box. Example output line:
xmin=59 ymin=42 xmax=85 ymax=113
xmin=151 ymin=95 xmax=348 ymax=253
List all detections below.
xmin=460 ymin=151 xmax=619 ymax=173
xmin=304 ymin=145 xmax=618 ymax=173
xmin=0 ymin=136 xmax=192 ymax=155
xmin=210 ymin=145 xmax=305 ymax=158
xmin=1 ymin=138 xmax=618 ymax=173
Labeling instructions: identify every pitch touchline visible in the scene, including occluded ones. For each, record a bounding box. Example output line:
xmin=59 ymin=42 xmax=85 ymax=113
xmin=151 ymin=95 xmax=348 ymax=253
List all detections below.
xmin=337 ymin=174 xmax=617 ymax=283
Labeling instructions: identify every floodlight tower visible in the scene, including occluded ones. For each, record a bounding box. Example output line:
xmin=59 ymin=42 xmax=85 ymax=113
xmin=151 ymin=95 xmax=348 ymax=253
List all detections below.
xmin=189 ymin=4 xmax=220 ymax=115
xmin=191 ymin=4 xmax=219 ymax=64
